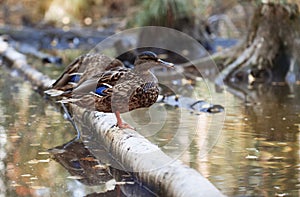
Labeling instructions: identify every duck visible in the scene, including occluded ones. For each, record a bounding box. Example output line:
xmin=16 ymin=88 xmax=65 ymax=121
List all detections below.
xmin=46 ymin=53 xmax=124 ymax=96
xmin=70 ymin=51 xmax=174 ymax=129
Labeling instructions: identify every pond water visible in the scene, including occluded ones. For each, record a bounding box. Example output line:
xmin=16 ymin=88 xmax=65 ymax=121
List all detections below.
xmin=0 ymin=59 xmax=299 ymax=196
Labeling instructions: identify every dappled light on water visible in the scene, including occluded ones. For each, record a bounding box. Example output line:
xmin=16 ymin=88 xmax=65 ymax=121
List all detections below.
xmin=177 ymin=84 xmax=300 ymax=196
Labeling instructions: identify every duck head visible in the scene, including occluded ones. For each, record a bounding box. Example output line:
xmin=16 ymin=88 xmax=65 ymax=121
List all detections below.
xmin=133 ymin=51 xmax=174 ymax=72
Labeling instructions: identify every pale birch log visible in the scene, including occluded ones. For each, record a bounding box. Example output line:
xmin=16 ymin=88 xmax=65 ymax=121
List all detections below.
xmin=72 ymin=106 xmax=225 ymax=196
xmin=0 ymin=37 xmax=224 ymax=197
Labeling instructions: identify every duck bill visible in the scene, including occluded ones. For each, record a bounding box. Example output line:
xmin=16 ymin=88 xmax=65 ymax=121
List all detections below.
xmin=157 ymin=59 xmax=174 ymax=68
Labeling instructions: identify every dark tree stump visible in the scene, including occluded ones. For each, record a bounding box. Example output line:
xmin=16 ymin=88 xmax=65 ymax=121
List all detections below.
xmin=215 ymin=3 xmax=300 ymax=90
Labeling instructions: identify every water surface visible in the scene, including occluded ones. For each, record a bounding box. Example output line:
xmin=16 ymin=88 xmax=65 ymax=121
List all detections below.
xmin=0 ymin=61 xmax=299 ymax=196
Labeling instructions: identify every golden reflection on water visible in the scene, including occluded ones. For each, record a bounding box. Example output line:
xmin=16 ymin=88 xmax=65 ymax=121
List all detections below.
xmin=0 ymin=70 xmax=111 ymax=196
xmin=157 ymin=83 xmax=300 ymax=196
xmin=127 ymin=80 xmax=300 ymax=196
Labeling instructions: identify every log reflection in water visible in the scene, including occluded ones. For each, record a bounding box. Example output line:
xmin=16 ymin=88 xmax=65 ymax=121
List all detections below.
xmin=48 ymin=139 xmax=157 ymax=197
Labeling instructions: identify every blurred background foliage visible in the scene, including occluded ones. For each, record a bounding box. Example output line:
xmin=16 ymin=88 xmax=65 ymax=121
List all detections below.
xmin=0 ymin=0 xmax=134 ymax=27
xmin=0 ymin=0 xmax=299 ymax=38
xmin=0 ymin=0 xmax=245 ymax=27
xmin=1 ymin=0 xmax=299 ymax=27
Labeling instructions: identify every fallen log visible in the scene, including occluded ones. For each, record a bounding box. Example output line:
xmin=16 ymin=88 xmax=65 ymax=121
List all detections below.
xmin=73 ymin=107 xmax=224 ymax=196
xmin=0 ymin=37 xmax=55 ymax=90
xmin=0 ymin=25 xmax=108 ymax=50
xmin=0 ymin=36 xmax=224 ymax=197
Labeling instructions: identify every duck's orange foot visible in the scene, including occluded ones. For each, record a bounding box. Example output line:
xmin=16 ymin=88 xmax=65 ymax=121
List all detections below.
xmin=117 ymin=122 xmax=135 ymax=130
xmin=114 ymin=111 xmax=135 ymax=130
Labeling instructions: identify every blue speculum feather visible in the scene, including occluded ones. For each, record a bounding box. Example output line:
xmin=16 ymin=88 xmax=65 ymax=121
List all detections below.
xmin=71 ymin=160 xmax=81 ymax=169
xmin=70 ymin=75 xmax=81 ymax=83
xmin=143 ymin=82 xmax=154 ymax=92
xmin=95 ymin=86 xmax=108 ymax=96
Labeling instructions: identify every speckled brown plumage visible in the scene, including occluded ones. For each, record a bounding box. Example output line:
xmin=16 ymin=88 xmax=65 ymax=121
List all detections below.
xmin=51 ymin=53 xmax=124 ymax=92
xmin=72 ymin=67 xmax=159 ymax=113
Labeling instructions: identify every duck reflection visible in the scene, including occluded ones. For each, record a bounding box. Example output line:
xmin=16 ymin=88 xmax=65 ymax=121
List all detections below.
xmin=48 ymin=139 xmax=157 ymax=197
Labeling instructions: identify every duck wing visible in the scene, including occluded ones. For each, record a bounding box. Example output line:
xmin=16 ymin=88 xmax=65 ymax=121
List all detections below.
xmin=51 ymin=55 xmax=84 ymax=89
xmin=78 ymin=58 xmax=125 ymax=85
xmin=72 ymin=67 xmax=131 ymax=97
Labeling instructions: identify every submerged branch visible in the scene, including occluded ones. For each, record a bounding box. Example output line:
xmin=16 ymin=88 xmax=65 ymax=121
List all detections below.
xmin=0 ymin=36 xmax=224 ymax=197
xmin=0 ymin=37 xmax=54 ymax=90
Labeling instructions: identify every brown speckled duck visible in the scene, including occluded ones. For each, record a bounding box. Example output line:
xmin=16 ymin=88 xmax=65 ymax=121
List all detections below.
xmin=47 ymin=54 xmax=124 ymax=96
xmin=71 ymin=51 xmax=174 ymax=129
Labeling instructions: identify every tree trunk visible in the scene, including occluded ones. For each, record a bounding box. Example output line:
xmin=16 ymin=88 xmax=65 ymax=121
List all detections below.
xmin=0 ymin=37 xmax=224 ymax=197
xmin=215 ymin=3 xmax=300 ymax=98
